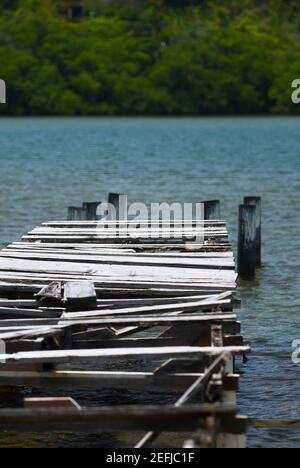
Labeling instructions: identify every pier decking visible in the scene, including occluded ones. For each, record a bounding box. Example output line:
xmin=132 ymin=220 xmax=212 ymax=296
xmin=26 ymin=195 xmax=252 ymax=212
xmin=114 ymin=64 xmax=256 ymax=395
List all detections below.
xmin=0 ymin=199 xmax=249 ymax=448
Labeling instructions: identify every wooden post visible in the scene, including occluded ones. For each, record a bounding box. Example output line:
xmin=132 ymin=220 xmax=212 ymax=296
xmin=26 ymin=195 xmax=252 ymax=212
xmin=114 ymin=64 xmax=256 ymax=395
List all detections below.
xmin=82 ymin=202 xmax=102 ymax=221
xmin=67 ymin=207 xmax=85 ymax=221
xmin=108 ymin=193 xmax=128 ymax=221
xmin=238 ymin=204 xmax=256 ymax=279
xmin=244 ymin=196 xmax=261 ymax=267
xmin=203 ymin=200 xmax=221 ymax=220
xmin=223 ymin=416 xmax=248 ymax=449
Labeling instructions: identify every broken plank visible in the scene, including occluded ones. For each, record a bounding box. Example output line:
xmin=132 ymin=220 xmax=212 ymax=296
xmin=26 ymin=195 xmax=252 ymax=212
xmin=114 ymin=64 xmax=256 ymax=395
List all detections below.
xmin=0 ymin=345 xmax=250 ymax=365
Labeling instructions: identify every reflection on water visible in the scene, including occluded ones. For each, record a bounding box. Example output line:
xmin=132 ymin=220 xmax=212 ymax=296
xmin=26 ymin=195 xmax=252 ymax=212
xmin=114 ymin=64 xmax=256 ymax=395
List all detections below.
xmin=0 ymin=117 xmax=299 ymax=448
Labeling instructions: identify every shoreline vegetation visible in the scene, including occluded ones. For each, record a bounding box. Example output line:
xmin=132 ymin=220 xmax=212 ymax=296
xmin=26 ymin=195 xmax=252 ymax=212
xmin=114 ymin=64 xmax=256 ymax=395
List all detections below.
xmin=0 ymin=0 xmax=300 ymax=116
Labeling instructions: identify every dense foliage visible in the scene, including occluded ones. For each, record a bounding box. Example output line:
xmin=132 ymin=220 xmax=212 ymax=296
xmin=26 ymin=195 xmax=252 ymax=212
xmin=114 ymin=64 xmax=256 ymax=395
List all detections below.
xmin=0 ymin=0 xmax=299 ymax=115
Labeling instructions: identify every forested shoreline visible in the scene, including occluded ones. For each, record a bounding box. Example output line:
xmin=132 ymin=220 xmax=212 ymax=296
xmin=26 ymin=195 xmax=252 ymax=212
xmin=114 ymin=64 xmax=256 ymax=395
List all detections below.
xmin=0 ymin=0 xmax=300 ymax=116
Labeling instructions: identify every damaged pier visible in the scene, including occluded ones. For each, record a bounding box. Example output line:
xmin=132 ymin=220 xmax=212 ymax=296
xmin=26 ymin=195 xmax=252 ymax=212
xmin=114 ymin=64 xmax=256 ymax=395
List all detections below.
xmin=0 ymin=195 xmax=249 ymax=448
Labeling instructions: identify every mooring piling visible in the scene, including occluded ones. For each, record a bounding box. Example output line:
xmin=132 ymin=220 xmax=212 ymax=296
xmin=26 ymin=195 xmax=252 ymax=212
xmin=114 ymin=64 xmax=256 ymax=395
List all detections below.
xmin=67 ymin=206 xmax=86 ymax=221
xmin=204 ymin=200 xmax=221 ymax=220
xmin=108 ymin=193 xmax=128 ymax=220
xmin=244 ymin=196 xmax=261 ymax=267
xmin=237 ymin=204 xmax=257 ymax=279
xmin=82 ymin=202 xmax=102 ymax=221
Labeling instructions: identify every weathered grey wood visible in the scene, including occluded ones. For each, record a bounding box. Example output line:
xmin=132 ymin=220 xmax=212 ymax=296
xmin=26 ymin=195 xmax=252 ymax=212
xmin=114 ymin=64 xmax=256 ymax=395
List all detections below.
xmin=95 ymin=293 xmax=238 ymax=308
xmin=22 ymin=237 xmax=232 ymax=251
xmin=204 ymin=200 xmax=221 ymax=220
xmin=0 ymin=257 xmax=237 ymax=284
xmin=35 ymin=282 xmax=62 ymax=301
xmin=0 ymin=279 xmax=233 ymax=303
xmin=67 ymin=207 xmax=86 ymax=221
xmin=0 ymin=325 xmax=67 ymax=341
xmin=43 ymin=220 xmax=227 ymax=227
xmin=30 ymin=225 xmax=227 ymax=233
xmin=0 ymin=314 xmax=238 ymax=329
xmin=244 ymin=196 xmax=262 ymax=267
xmin=238 ymin=204 xmax=256 ymax=278
xmin=7 ymin=244 xmax=234 ymax=259
xmin=0 ymin=307 xmax=62 ymax=319
xmin=63 ymin=281 xmax=97 ymax=310
xmin=0 ymin=251 xmax=235 ymax=270
xmin=61 ymin=292 xmax=234 ymax=319
xmin=82 ymin=202 xmax=102 ymax=221
xmin=24 ymin=226 xmax=228 ymax=238
xmin=108 ymin=193 xmax=128 ymax=221
xmin=0 ymin=271 xmax=236 ymax=289
xmin=0 ymin=345 xmax=250 ymax=365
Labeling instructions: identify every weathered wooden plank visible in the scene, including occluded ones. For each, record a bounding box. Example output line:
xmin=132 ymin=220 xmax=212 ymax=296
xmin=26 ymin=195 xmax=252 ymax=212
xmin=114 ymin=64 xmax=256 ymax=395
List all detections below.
xmin=63 ymin=281 xmax=97 ymax=310
xmin=0 ymin=314 xmax=238 ymax=329
xmin=0 ymin=281 xmax=232 ymax=302
xmin=203 ymin=200 xmax=221 ymax=220
xmin=7 ymin=244 xmax=234 ymax=258
xmin=25 ymin=230 xmax=229 ymax=238
xmin=43 ymin=220 xmax=227 ymax=227
xmin=0 ymin=257 xmax=238 ymax=282
xmin=30 ymin=225 xmax=228 ymax=233
xmin=0 ymin=307 xmax=62 ymax=319
xmin=13 ymin=241 xmax=232 ymax=253
xmin=0 ymin=325 xmax=67 ymax=342
xmin=62 ymin=293 xmax=234 ymax=319
xmin=0 ymin=251 xmax=235 ymax=269
xmin=26 ymin=234 xmax=228 ymax=243
xmin=0 ymin=404 xmax=237 ymax=433
xmin=0 ymin=345 xmax=250 ymax=365
xmin=0 ymin=272 xmax=236 ymax=289
xmin=0 ymin=292 xmax=236 ymax=320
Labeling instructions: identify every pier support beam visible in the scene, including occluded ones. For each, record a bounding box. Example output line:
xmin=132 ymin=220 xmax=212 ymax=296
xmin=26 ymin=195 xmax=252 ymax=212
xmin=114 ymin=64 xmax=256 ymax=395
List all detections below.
xmin=238 ymin=204 xmax=256 ymax=279
xmin=244 ymin=196 xmax=262 ymax=267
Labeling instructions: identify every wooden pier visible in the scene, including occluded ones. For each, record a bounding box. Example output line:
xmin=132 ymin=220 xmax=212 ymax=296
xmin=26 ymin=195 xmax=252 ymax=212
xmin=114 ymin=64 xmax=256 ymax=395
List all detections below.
xmin=0 ymin=196 xmax=249 ymax=449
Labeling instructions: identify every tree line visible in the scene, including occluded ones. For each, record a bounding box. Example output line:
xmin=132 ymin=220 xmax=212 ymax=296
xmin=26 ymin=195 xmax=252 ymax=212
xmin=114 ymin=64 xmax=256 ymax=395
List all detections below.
xmin=0 ymin=0 xmax=299 ymax=115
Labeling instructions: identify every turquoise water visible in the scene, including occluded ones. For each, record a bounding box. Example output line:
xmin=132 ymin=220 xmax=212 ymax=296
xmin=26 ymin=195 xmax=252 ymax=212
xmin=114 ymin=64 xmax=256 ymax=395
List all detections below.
xmin=0 ymin=117 xmax=299 ymax=448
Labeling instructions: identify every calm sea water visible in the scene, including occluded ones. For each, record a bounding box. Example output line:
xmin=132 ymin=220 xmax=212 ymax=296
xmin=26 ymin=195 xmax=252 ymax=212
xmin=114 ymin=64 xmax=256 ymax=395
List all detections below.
xmin=0 ymin=117 xmax=299 ymax=448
